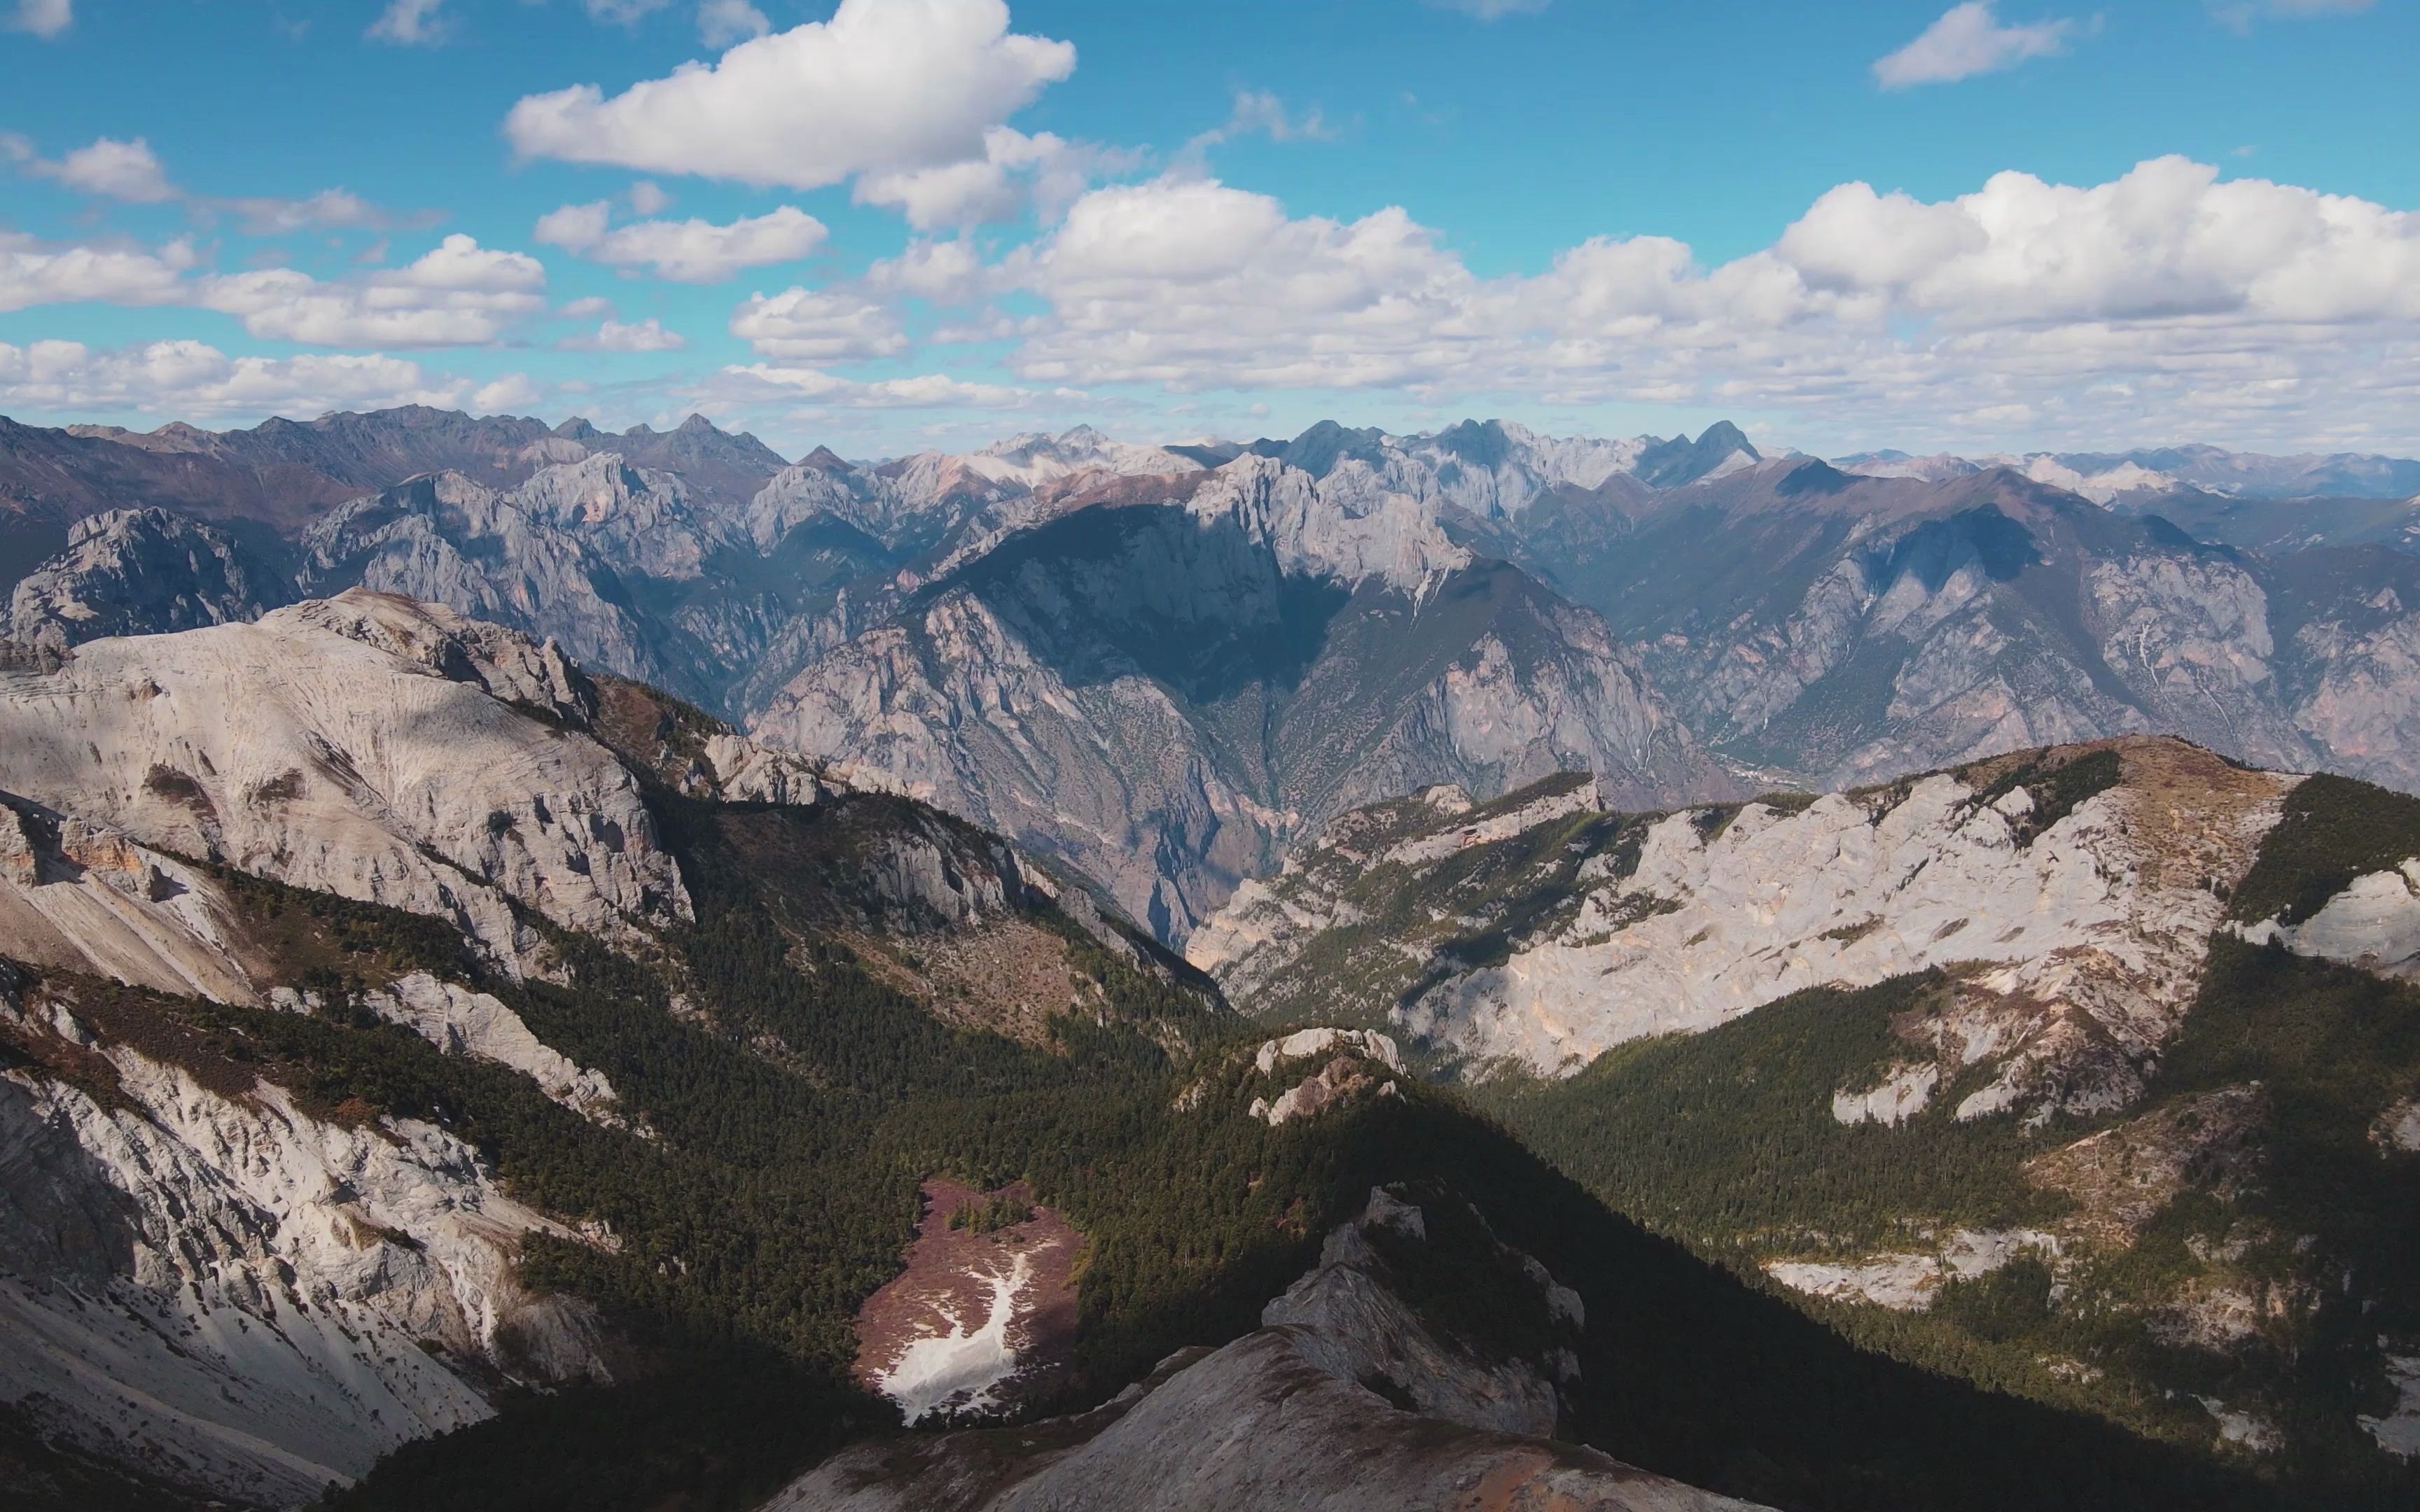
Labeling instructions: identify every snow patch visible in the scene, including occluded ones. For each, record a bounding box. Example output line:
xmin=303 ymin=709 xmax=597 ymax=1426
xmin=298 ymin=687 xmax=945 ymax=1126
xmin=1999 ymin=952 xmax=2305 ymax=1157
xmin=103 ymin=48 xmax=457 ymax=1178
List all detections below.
xmin=875 ymin=1250 xmax=1033 ymax=1425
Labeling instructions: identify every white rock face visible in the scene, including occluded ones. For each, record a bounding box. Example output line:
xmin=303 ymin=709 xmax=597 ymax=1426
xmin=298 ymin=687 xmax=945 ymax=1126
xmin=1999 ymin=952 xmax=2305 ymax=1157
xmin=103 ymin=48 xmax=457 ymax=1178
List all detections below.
xmin=0 ymin=589 xmax=688 ymax=972
xmin=1832 ymin=1063 xmax=1941 ymax=1126
xmin=2234 ymin=861 xmax=2420 ymax=976
xmin=0 ymin=983 xmax=610 ymax=1504
xmin=1185 ymin=454 xmax=1471 ymax=597
xmin=2379 ymin=1098 xmax=2420 ymax=1154
xmin=1765 ymin=1229 xmax=2060 ymax=1311
xmin=2361 ymin=1356 xmax=2420 ymax=1457
xmin=352 ymin=972 xmax=623 ymax=1126
xmin=1398 ymin=748 xmax=2292 ymax=1107
xmin=1244 ymin=1029 xmax=1405 ymax=1126
xmin=2199 ymin=1398 xmax=2283 ymax=1455
xmin=1253 ymin=1026 xmax=1404 ymax=1076
xmin=0 ymin=800 xmax=256 ymax=1002
xmin=700 ymin=730 xmax=828 ymax=804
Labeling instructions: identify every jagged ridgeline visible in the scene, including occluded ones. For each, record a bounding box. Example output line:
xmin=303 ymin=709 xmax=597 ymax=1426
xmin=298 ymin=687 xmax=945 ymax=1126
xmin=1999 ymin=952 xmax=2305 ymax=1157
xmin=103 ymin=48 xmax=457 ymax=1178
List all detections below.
xmin=22 ymin=407 xmax=2420 ymax=960
xmin=1192 ymin=736 xmax=2420 ymax=1506
xmin=0 ymin=596 xmax=2324 ymax=1512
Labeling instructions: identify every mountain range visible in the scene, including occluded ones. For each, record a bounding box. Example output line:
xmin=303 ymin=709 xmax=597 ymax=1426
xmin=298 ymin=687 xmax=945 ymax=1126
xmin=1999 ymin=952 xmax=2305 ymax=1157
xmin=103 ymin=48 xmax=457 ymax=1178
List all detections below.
xmin=7 ymin=406 xmax=2420 ymax=943
xmin=11 ymin=589 xmax=2374 ymax=1511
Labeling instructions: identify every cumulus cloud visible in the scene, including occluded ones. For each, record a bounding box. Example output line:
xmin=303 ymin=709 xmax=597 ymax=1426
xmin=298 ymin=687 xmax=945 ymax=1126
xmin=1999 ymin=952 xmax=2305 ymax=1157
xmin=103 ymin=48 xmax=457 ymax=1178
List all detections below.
xmin=0 ymin=230 xmax=193 ymax=312
xmin=6 ymin=0 xmax=71 ymax=38
xmin=369 ymin=0 xmax=447 ymax=46
xmin=854 ymin=125 xmax=1128 ymax=230
xmin=39 ymin=136 xmax=176 ymax=202
xmin=198 ymin=234 xmax=547 ymax=346
xmin=0 ymin=338 xmax=468 ymax=418
xmin=504 ymin=0 xmax=1075 ymax=190
xmin=560 ymin=316 xmax=688 ymax=351
xmin=1873 ymin=4 xmax=2075 ymax=88
xmin=534 ymin=201 xmax=826 ymax=281
xmin=628 ymin=179 xmax=672 ymax=216
xmin=729 ymin=286 xmax=908 ymax=360
xmin=919 ymin=158 xmax=2420 ymax=446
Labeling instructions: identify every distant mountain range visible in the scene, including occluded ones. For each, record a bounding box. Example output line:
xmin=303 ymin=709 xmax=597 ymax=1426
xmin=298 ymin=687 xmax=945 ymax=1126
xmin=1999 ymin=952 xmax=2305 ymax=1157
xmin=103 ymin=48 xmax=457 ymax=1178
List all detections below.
xmin=8 ymin=405 xmax=2420 ymax=939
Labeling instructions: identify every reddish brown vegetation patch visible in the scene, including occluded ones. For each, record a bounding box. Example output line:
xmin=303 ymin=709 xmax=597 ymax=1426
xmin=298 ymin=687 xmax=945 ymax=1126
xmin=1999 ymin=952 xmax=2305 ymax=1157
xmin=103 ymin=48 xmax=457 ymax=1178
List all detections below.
xmin=854 ymin=1176 xmax=1085 ymax=1418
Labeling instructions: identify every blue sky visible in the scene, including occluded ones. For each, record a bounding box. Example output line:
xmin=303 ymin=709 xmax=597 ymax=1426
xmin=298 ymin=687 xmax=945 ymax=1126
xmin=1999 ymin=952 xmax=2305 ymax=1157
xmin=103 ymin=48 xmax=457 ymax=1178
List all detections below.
xmin=3 ymin=0 xmax=2416 ymax=458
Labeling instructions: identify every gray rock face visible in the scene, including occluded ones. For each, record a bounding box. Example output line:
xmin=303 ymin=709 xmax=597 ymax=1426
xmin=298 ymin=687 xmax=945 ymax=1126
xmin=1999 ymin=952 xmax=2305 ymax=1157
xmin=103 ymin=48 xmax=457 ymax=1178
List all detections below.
xmin=766 ymin=1188 xmax=1759 ymax=1512
xmin=1517 ymin=461 xmax=2416 ymax=791
xmin=753 ymin=457 xmax=1725 ymax=941
xmin=298 ymin=455 xmax=797 ymax=711
xmin=7 ymin=507 xmax=291 ymax=650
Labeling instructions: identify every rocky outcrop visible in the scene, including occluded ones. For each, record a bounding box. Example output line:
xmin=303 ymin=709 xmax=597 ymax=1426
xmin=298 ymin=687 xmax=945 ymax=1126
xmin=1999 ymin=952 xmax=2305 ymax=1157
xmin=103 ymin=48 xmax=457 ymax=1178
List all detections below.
xmin=0 ymin=589 xmax=688 ymax=972
xmin=767 ymin=1187 xmax=1755 ymax=1512
xmin=1206 ymin=741 xmax=2290 ymax=1126
xmin=347 ymin=972 xmax=625 ymax=1126
xmin=6 ymin=507 xmax=291 ymax=650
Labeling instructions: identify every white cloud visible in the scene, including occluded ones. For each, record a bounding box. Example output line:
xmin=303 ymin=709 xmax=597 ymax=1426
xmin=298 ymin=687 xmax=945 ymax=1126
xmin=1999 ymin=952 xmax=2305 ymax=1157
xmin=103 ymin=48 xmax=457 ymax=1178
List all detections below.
xmin=0 ymin=338 xmax=468 ymax=418
xmin=224 ymin=189 xmax=403 ymax=234
xmin=0 ymin=231 xmax=193 ymax=312
xmin=6 ymin=0 xmax=71 ymax=38
xmin=729 ymin=286 xmax=908 ymax=360
xmin=503 ymin=0 xmax=1076 ymax=190
xmin=696 ymin=0 xmax=770 ymax=46
xmin=559 ymin=295 xmax=616 ymax=318
xmin=534 ymin=202 xmax=826 ymax=281
xmin=199 ymin=234 xmax=548 ymax=346
xmin=561 ymin=316 xmax=688 ymax=351
xmin=922 ymin=158 xmax=2420 ymax=448
xmin=864 ymin=238 xmax=995 ymax=303
xmin=43 ymin=136 xmax=176 ymax=202
xmin=715 ymin=360 xmax=1044 ymax=410
xmin=471 ymin=372 xmax=545 ymax=412
xmin=369 ymin=0 xmax=447 ymax=46
xmin=1873 ymin=4 xmax=2075 ymax=88
xmin=6 ymin=134 xmax=422 ymax=233
xmin=854 ymin=125 xmax=1126 ymax=230
xmin=628 ymin=179 xmax=672 ymax=216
